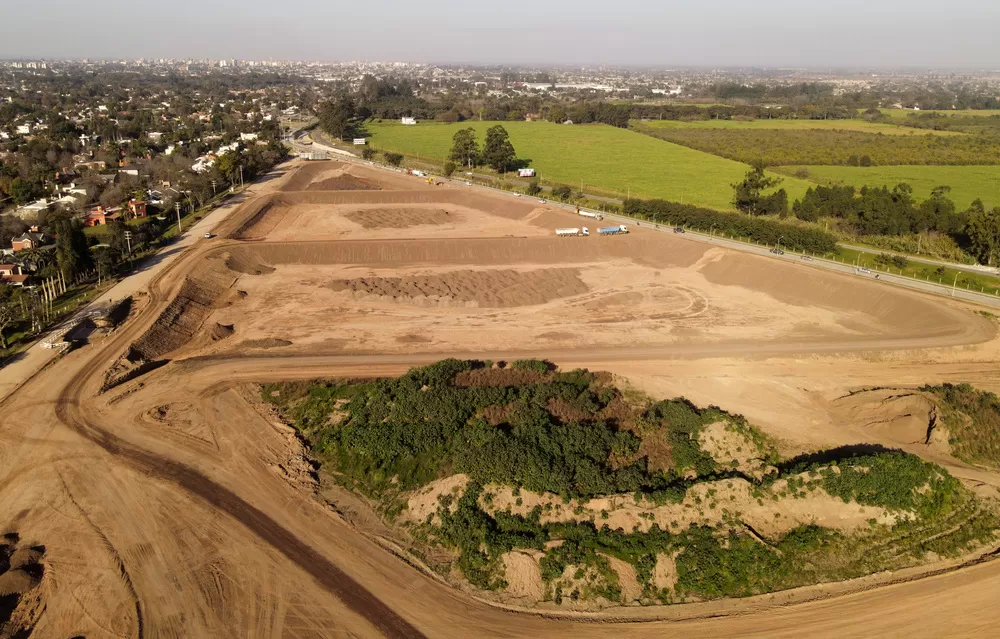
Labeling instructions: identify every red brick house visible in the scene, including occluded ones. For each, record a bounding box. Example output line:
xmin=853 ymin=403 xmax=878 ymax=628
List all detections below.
xmin=128 ymin=199 xmax=147 ymax=218
xmin=11 ymin=231 xmax=46 ymax=252
xmin=84 ymin=205 xmax=122 ymax=226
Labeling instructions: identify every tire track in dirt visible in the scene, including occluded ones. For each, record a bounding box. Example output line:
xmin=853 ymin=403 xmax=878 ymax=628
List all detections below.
xmin=54 ymin=368 xmax=426 ymax=639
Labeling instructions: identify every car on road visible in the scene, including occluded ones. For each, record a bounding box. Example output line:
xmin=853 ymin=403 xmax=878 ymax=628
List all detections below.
xmin=857 ymin=266 xmax=872 ymax=275
xmin=538 ymin=199 xmax=546 ymax=203
xmin=770 ymin=248 xmax=785 ymax=255
xmin=673 ymin=227 xmax=685 ymax=234
xmin=801 ymin=255 xmax=814 ymax=261
xmin=513 ymin=193 xmax=522 ymax=197
xmin=203 ymin=233 xmax=214 ymax=239
xmin=465 ymin=181 xmax=471 ymax=185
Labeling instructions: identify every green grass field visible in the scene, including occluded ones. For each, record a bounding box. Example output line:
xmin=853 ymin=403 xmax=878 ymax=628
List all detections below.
xmin=774 ymin=165 xmax=999 ymax=210
xmin=880 ymin=108 xmax=1000 ymax=120
xmin=366 ymin=121 xmax=813 ymax=210
xmin=633 ymin=118 xmax=959 ymax=136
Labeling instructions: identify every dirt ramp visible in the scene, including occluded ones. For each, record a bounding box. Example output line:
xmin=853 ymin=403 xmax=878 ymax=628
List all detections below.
xmin=330 ymin=268 xmax=589 ymax=308
xmin=307 ymin=174 xmax=381 ymax=191
xmin=280 ymin=161 xmax=346 ymax=191
xmin=227 ymin=195 xmax=285 ymax=240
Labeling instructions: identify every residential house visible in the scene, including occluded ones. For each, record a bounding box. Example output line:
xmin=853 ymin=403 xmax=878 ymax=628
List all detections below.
xmin=239 ymin=132 xmax=259 ymax=141
xmin=12 ymin=230 xmax=47 ymax=252
xmin=12 ymin=199 xmax=52 ymax=221
xmin=0 ymin=264 xmax=30 ymax=287
xmin=128 ymin=199 xmax=147 ymax=218
xmin=118 ymin=164 xmax=143 ymax=177
xmin=84 ymin=205 xmax=122 ymax=226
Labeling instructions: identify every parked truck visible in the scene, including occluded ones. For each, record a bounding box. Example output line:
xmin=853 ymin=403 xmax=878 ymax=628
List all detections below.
xmin=577 ymin=207 xmax=603 ymax=220
xmin=598 ymin=225 xmax=629 ymax=235
xmin=556 ymin=227 xmax=589 ymax=237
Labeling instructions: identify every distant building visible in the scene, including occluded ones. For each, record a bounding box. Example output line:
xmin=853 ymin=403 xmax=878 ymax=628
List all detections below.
xmin=128 ymin=199 xmax=147 ymax=218
xmin=239 ymin=132 xmax=259 ymax=141
xmin=85 ymin=205 xmax=122 ymax=226
xmin=401 ymin=117 xmax=417 ymax=125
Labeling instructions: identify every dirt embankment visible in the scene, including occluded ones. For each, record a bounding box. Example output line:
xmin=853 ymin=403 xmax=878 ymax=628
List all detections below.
xmin=307 ymin=174 xmax=382 ymax=191
xmin=104 ymin=252 xmax=270 ymax=389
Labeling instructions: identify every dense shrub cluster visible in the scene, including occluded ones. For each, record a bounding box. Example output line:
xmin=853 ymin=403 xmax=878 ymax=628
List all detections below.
xmin=921 ymin=383 xmax=1000 ymax=468
xmin=623 ymin=198 xmax=838 ymax=253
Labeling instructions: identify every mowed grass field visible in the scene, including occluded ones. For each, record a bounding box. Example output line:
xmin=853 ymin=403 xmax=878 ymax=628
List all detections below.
xmin=366 ymin=121 xmax=813 ymax=210
xmin=774 ymin=165 xmax=1000 ymax=210
xmin=633 ymin=118 xmax=959 ymax=136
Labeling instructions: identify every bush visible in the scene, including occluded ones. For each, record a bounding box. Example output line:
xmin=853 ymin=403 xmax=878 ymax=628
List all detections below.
xmin=443 ymin=161 xmax=457 ymax=177
xmin=526 ymin=180 xmax=542 ymax=196
xmin=383 ymin=151 xmax=404 ymax=167
xmin=623 ymin=198 xmax=838 ymax=253
xmin=551 ymin=184 xmax=572 ymax=201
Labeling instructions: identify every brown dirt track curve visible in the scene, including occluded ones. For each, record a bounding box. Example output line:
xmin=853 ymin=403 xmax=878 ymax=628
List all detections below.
xmin=4 ymin=159 xmax=1000 ymax=638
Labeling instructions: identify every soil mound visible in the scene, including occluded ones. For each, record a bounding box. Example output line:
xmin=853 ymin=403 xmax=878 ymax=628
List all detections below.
xmin=225 ymin=251 xmax=275 ymax=275
xmin=238 ymin=338 xmax=293 ymax=349
xmin=0 ymin=533 xmax=45 ymax=636
xmin=346 ymin=208 xmax=458 ymax=229
xmin=280 ymin=161 xmax=345 ymax=191
xmin=329 ymin=268 xmax=588 ymax=308
xmin=307 ymin=174 xmax=381 ymax=191
xmin=832 ymin=389 xmax=951 ymax=454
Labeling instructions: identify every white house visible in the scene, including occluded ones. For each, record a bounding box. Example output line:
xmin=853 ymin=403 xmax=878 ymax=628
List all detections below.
xmin=15 ymin=124 xmax=30 ymax=135
xmin=239 ymin=132 xmax=259 ymax=141
xmin=401 ymin=117 xmax=417 ymax=125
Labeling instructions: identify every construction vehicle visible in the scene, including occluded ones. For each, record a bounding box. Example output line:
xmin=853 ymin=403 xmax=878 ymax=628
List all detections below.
xmin=556 ymin=227 xmax=589 ymax=237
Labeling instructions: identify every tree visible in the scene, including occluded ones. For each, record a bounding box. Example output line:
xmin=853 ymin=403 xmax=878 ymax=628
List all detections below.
xmin=449 ymin=128 xmax=480 ymax=168
xmin=732 ymin=162 xmax=784 ymax=216
xmin=94 ymin=246 xmax=118 ymax=284
xmin=551 ymin=184 xmax=572 ymax=201
xmin=443 ymin=161 xmax=457 ymax=177
xmin=8 ymin=178 xmax=37 ymax=205
xmin=383 ymin=152 xmax=404 ymax=167
xmin=51 ymin=216 xmax=93 ymax=280
xmin=318 ymin=96 xmax=355 ymax=140
xmin=965 ymin=202 xmax=1000 ymax=265
xmin=481 ymin=125 xmax=517 ymax=174
xmin=526 ymin=180 xmax=542 ymax=196
xmin=216 ymin=150 xmax=241 ymax=185
xmin=0 ymin=285 xmax=16 ymax=350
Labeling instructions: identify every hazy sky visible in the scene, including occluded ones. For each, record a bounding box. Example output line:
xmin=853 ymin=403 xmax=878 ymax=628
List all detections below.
xmin=1 ymin=0 xmax=998 ymax=68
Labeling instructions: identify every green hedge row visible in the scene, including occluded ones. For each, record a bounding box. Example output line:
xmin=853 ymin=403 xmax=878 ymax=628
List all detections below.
xmin=623 ymin=198 xmax=838 ymax=254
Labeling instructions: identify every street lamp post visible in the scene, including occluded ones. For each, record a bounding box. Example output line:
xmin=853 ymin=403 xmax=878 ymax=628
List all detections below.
xmin=175 ymin=202 xmax=182 ymax=236
xmin=777 ymin=235 xmax=784 ymax=251
xmin=953 ymin=271 xmax=961 ymax=297
xmin=709 ymin=224 xmax=717 ymax=237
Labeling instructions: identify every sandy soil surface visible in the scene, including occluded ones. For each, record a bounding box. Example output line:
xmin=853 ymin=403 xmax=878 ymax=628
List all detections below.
xmin=4 ymin=158 xmax=1000 ymax=638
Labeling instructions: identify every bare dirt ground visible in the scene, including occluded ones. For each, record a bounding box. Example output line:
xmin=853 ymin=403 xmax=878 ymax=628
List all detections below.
xmin=4 ymin=159 xmax=1000 ymax=638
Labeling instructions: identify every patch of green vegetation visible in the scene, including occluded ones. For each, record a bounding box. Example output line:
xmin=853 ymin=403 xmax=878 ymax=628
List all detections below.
xmin=833 ymin=246 xmax=1000 ymax=294
xmin=264 ymin=362 xmax=998 ymax=605
xmin=366 ymin=120 xmax=813 ymax=210
xmin=773 ymin=165 xmax=999 ymax=211
xmin=631 ymin=121 xmax=1000 ymax=166
xmin=921 ymin=383 xmax=1000 ymax=468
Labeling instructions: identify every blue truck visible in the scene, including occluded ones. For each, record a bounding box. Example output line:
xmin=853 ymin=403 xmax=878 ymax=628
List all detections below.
xmin=598 ymin=225 xmax=629 ymax=235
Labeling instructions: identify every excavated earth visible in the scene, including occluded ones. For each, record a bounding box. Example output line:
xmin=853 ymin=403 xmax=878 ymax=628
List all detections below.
xmin=3 ymin=159 xmax=1000 ymax=638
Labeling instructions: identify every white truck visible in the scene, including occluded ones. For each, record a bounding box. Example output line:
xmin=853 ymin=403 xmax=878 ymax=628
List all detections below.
xmin=577 ymin=209 xmax=603 ymax=220
xmin=556 ymin=227 xmax=589 ymax=237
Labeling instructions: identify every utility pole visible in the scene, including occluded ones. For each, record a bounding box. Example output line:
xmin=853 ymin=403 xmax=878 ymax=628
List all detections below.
xmin=124 ymin=230 xmax=132 ymax=254
xmin=211 ymin=179 xmax=217 ymax=196
xmin=175 ymin=202 xmax=183 ymax=235
xmin=239 ymin=164 xmax=244 ymax=188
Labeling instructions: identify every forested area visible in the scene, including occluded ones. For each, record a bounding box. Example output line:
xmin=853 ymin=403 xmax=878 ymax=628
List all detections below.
xmin=793 ymin=185 xmax=1000 ymax=264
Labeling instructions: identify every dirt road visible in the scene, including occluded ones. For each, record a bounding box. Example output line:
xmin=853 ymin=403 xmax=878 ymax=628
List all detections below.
xmin=3 ymin=159 xmax=1000 ymax=638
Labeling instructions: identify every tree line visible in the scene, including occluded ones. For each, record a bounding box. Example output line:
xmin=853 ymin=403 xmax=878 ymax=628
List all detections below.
xmin=793 ymin=184 xmax=1000 ymax=265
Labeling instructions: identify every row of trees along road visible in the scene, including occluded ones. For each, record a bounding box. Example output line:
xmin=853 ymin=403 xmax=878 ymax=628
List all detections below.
xmin=448 ymin=126 xmax=521 ymax=174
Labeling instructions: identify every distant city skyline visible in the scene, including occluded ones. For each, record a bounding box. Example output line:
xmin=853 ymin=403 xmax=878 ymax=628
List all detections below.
xmin=1 ymin=0 xmax=998 ymax=68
